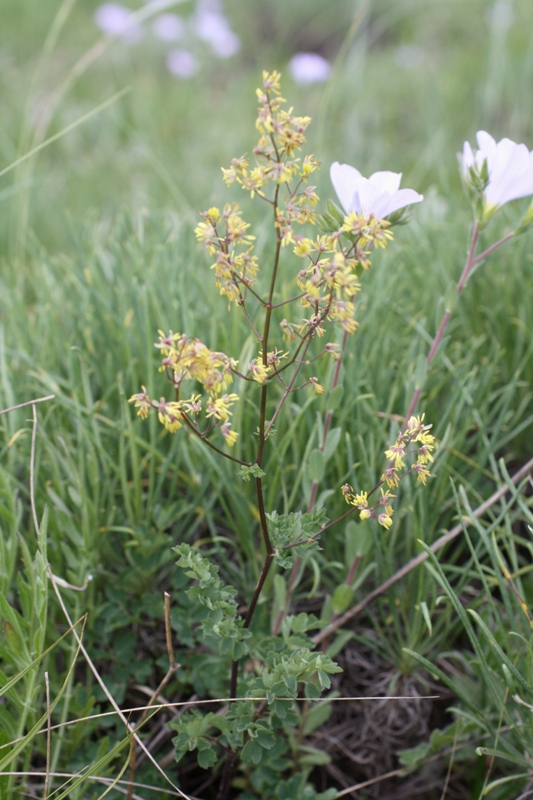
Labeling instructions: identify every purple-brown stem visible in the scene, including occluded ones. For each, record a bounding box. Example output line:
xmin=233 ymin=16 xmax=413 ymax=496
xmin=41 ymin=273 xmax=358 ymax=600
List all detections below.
xmin=272 ymin=331 xmax=349 ymax=636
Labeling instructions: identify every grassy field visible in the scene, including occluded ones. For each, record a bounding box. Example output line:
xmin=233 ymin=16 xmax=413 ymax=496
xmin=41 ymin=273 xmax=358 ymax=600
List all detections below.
xmin=1 ymin=1 xmax=533 ymax=799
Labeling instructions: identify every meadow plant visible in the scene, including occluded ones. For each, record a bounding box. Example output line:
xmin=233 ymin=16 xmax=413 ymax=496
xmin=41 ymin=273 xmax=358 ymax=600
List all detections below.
xmin=129 ymin=69 xmax=440 ymax=797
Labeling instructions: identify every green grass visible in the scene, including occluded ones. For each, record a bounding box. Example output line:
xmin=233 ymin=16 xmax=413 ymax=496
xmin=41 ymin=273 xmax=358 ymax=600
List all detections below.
xmin=1 ymin=1 xmax=533 ymax=798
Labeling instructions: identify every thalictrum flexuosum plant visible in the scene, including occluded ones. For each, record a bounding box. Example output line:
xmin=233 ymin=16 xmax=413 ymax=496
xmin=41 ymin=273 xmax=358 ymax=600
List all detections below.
xmin=130 ymin=70 xmax=436 ymax=796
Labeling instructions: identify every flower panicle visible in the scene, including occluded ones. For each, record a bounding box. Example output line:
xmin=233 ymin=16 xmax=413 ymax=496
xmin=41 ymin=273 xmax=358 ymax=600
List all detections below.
xmin=128 ymin=332 xmax=240 ymax=446
xmin=220 ymin=71 xmax=320 ymax=256
xmin=195 ymin=204 xmax=258 ymax=306
xmin=342 ymin=414 xmax=436 ymax=528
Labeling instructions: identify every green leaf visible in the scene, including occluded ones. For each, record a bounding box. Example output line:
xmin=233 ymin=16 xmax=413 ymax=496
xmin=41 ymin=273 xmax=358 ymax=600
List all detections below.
xmin=303 ymin=700 xmax=333 ymax=736
xmin=197 ymin=739 xmax=218 ymax=769
xmin=323 ymin=427 xmax=342 ymax=463
xmin=3 ymin=621 xmax=21 ymax=654
xmin=414 ymin=353 xmax=427 ymax=391
xmin=468 ymin=609 xmax=533 ymax=698
xmin=419 ymin=601 xmax=432 ymax=636
xmin=332 ymin=584 xmax=354 ymax=615
xmin=239 ymin=464 xmax=266 ymax=482
xmin=273 ymin=574 xmax=287 ymax=611
xmin=298 ymin=745 xmax=331 ymax=766
xmin=306 ymin=449 xmax=325 ymax=483
xmin=317 ymin=669 xmax=332 ymax=690
xmin=327 ymin=385 xmax=344 ymax=412
xmin=241 ymin=739 xmax=263 ymax=765
xmin=304 ymin=681 xmax=321 ymax=700
xmin=444 ymin=281 xmax=458 ymax=312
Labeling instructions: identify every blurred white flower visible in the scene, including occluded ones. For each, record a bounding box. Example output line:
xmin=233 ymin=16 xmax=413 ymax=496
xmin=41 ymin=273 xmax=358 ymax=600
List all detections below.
xmin=152 ymin=13 xmax=185 ymax=42
xmin=289 ymin=53 xmax=331 ymax=85
xmin=330 ymin=162 xmax=423 ymax=219
xmin=193 ymin=1 xmax=241 ymax=58
xmin=462 ymin=131 xmax=533 ymax=210
xmin=94 ymin=3 xmax=144 ymax=43
xmin=166 ymin=48 xmax=199 ymax=78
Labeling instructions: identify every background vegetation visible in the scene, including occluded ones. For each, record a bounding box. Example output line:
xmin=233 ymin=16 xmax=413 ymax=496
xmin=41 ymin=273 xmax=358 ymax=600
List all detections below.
xmin=1 ymin=0 xmax=533 ymax=798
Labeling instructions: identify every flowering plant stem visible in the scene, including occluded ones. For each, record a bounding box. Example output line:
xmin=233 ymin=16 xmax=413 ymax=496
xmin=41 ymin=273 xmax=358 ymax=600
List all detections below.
xmin=272 ymin=329 xmax=349 ymax=636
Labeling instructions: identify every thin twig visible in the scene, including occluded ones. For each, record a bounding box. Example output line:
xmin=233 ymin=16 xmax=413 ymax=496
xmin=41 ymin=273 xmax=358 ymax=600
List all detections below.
xmin=21 ymin=695 xmax=439 ymax=744
xmin=44 ymin=671 xmax=51 ymax=799
xmin=164 ymin=592 xmax=176 ymax=670
xmin=0 ymin=394 xmax=54 ymax=416
xmin=313 ymin=456 xmax=533 ymax=645
xmin=439 ymin=719 xmax=459 ymax=800
xmin=30 ymin=404 xmax=40 ymax=535
xmin=127 ymin=594 xmax=179 ymax=800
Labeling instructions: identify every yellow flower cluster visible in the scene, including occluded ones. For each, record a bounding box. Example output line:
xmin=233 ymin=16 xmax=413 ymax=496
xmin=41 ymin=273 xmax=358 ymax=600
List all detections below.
xmin=128 ymin=331 xmax=240 ymax=446
xmin=383 ymin=415 xmax=435 ymax=487
xmin=292 ymin=213 xmax=394 ymax=336
xmin=340 ymin=213 xmax=394 ymax=253
xmin=195 ymin=204 xmax=258 ymax=306
xmin=342 ymin=485 xmax=396 ymax=530
xmin=342 ymin=415 xmax=435 ymax=528
xmin=220 ymin=70 xmax=319 ymax=237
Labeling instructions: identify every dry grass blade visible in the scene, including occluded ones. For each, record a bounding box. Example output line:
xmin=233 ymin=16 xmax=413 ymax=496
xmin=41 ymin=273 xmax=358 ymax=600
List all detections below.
xmin=0 ymin=394 xmax=54 ymax=416
xmin=44 ymin=671 xmax=51 ymax=799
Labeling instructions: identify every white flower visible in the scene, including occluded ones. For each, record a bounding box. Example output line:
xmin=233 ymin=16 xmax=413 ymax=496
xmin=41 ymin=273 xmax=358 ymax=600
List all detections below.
xmin=94 ymin=3 xmax=144 ymax=43
xmin=461 ymin=131 xmax=533 ymax=210
xmin=289 ymin=53 xmax=331 ymax=85
xmin=330 ymin=162 xmax=423 ymax=219
xmin=166 ymin=49 xmax=199 ymax=79
xmin=193 ymin=1 xmax=241 ymax=58
xmin=152 ymin=13 xmax=185 ymax=42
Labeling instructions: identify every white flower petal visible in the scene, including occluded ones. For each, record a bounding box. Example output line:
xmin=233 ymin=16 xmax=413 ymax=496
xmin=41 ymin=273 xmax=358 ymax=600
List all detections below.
xmin=380 ymin=188 xmax=424 ymax=217
xmin=330 ymin=161 xmax=423 ymax=218
xmin=462 ymin=131 xmax=533 ymax=210
xmin=368 ymin=171 xmax=402 ymax=194
xmin=462 ymin=140 xmax=475 ymax=172
xmin=330 ymin=162 xmax=364 ymax=214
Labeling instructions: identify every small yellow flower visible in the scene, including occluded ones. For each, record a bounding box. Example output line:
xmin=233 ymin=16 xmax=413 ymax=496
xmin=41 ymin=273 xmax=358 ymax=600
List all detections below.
xmin=221 ymin=423 xmax=239 ymax=447
xmin=384 ymin=443 xmax=405 ymax=470
xmin=417 ymin=445 xmax=434 ymax=465
xmin=249 ymin=358 xmax=271 ymax=384
xmin=128 ymin=386 xmax=152 ymax=418
xmin=413 ymin=464 xmax=431 ymax=484
xmin=293 ymin=237 xmax=315 ymax=257
xmin=377 ymin=512 xmax=393 ymax=530
xmin=381 ymin=467 xmax=399 ymax=489
xmin=325 ymin=342 xmax=340 ymax=361
xmin=352 ymin=491 xmax=368 ymax=509
xmin=156 ymin=399 xmax=184 ymax=433
xmin=309 ymin=377 xmax=324 ymax=394
xmin=301 ymin=154 xmax=320 ymax=178
xmin=206 ymin=393 xmax=239 ymax=423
